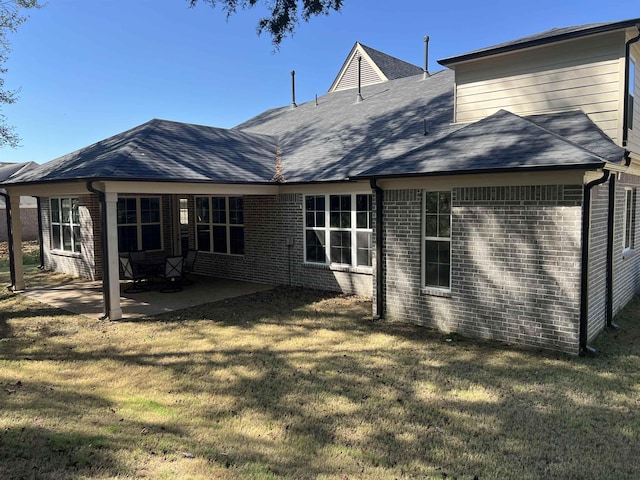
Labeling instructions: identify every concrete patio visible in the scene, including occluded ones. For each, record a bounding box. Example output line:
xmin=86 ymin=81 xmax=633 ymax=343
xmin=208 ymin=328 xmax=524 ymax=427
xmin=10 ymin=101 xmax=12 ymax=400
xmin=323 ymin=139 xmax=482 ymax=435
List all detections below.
xmin=23 ymin=274 xmax=274 ymax=320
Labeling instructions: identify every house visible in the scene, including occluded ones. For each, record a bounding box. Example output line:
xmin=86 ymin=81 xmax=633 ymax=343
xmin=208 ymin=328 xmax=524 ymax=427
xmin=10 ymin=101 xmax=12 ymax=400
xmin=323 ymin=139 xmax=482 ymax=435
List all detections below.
xmin=2 ymin=18 xmax=640 ymax=355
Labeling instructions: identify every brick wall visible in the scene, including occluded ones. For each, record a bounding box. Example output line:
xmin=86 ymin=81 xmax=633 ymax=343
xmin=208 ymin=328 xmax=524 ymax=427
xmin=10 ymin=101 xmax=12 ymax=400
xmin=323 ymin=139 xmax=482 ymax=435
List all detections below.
xmin=586 ymin=182 xmax=609 ymax=342
xmin=383 ymin=185 xmax=584 ymax=354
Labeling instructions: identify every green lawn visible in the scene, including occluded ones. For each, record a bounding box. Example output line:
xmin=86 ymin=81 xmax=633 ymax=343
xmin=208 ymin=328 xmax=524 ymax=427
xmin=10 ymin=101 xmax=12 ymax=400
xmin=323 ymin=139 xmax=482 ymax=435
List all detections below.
xmin=1 ymin=267 xmax=639 ymax=479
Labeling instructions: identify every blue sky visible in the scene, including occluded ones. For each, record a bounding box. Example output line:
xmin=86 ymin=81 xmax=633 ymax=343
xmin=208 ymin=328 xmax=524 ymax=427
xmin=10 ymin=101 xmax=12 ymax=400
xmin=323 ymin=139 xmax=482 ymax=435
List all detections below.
xmin=1 ymin=0 xmax=637 ymax=164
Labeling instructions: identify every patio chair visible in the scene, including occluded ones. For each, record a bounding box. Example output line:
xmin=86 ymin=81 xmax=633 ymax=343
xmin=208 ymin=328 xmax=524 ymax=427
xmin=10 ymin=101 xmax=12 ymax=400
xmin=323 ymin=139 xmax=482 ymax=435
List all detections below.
xmin=119 ymin=255 xmax=148 ymax=293
xmin=159 ymin=256 xmax=184 ymax=293
xmin=182 ymin=249 xmax=198 ymax=285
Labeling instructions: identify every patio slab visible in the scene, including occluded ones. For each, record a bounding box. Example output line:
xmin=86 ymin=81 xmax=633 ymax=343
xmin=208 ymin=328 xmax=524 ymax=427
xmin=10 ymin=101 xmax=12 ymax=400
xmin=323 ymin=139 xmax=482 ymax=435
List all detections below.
xmin=23 ymin=275 xmax=274 ymax=320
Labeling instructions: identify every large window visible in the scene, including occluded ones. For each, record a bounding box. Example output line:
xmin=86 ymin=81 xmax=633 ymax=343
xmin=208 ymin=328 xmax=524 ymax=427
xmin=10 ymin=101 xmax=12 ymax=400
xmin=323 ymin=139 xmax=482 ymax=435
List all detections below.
xmin=304 ymin=193 xmax=373 ymax=267
xmin=50 ymin=198 xmax=81 ymax=253
xmin=196 ymin=196 xmax=244 ymax=255
xmin=117 ymin=197 xmax=162 ymax=252
xmin=423 ymin=191 xmax=451 ymax=289
xmin=624 ymin=188 xmax=637 ymax=251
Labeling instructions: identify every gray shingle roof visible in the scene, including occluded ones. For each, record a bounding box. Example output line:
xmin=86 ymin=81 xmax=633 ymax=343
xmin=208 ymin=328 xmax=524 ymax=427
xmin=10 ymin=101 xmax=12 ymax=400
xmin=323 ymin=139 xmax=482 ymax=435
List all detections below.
xmin=439 ymin=18 xmax=640 ymax=66
xmin=6 ymin=119 xmax=279 ymax=186
xmin=236 ymin=69 xmax=455 ymax=182
xmin=356 ymin=109 xmax=624 ymax=178
xmin=359 ymin=43 xmax=424 ymax=80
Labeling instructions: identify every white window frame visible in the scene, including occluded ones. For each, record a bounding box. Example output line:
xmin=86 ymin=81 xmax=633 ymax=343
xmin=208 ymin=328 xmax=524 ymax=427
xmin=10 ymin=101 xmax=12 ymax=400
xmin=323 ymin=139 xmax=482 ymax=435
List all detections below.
xmin=50 ymin=197 xmax=81 ymax=253
xmin=303 ymin=193 xmax=373 ymax=268
xmin=117 ymin=196 xmax=163 ymax=253
xmin=422 ymin=190 xmax=452 ymax=291
xmin=623 ymin=187 xmax=636 ymax=252
xmin=195 ymin=196 xmax=244 ymax=255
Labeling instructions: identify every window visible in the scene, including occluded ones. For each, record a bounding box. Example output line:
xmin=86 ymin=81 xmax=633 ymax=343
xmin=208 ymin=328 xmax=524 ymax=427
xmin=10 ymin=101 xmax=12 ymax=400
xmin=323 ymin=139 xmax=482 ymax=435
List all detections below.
xmin=423 ymin=191 xmax=451 ymax=289
xmin=50 ymin=198 xmax=81 ymax=253
xmin=117 ymin=197 xmax=162 ymax=252
xmin=629 ymin=59 xmax=636 ymax=131
xmin=624 ymin=188 xmax=637 ymax=251
xmin=196 ymin=196 xmax=244 ymax=255
xmin=304 ymin=193 xmax=373 ymax=267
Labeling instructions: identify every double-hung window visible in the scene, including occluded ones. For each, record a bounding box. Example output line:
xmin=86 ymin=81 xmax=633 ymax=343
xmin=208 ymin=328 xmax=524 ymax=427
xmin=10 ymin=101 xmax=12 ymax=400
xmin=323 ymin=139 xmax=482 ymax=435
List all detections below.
xmin=304 ymin=193 xmax=373 ymax=267
xmin=624 ymin=187 xmax=637 ymax=251
xmin=196 ymin=196 xmax=244 ymax=255
xmin=50 ymin=198 xmax=81 ymax=253
xmin=117 ymin=197 xmax=162 ymax=252
xmin=423 ymin=191 xmax=451 ymax=289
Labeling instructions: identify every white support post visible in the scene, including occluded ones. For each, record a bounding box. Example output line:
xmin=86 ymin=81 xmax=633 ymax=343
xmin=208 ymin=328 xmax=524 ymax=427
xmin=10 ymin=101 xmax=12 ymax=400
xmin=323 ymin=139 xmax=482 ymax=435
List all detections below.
xmin=10 ymin=195 xmax=25 ymax=291
xmin=104 ymin=193 xmax=122 ymax=320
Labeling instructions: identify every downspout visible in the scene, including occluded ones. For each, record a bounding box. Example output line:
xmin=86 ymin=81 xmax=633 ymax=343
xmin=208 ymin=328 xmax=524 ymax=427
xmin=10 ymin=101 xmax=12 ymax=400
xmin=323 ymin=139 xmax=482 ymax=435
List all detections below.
xmin=0 ymin=192 xmax=16 ymax=289
xmin=36 ymin=197 xmax=45 ymax=269
xmin=86 ymin=181 xmax=110 ymax=321
xmin=622 ymin=24 xmax=640 ymax=147
xmin=370 ymin=178 xmax=384 ymax=319
xmin=605 ymin=174 xmax=618 ymax=328
xmin=580 ymin=170 xmax=610 ymax=355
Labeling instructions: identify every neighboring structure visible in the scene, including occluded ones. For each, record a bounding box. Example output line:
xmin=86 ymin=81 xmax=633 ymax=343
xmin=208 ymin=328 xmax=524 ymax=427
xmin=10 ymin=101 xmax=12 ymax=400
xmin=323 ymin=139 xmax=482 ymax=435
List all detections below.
xmin=2 ymin=18 xmax=640 ymax=355
xmin=0 ymin=162 xmax=39 ymax=242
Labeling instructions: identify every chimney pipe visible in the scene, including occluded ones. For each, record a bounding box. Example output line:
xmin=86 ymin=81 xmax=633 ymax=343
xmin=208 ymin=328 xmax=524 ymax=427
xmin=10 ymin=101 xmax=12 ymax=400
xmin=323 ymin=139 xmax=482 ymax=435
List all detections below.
xmin=423 ymin=35 xmax=430 ymax=78
xmin=291 ymin=70 xmax=297 ymax=108
xmin=356 ymin=55 xmax=364 ymax=103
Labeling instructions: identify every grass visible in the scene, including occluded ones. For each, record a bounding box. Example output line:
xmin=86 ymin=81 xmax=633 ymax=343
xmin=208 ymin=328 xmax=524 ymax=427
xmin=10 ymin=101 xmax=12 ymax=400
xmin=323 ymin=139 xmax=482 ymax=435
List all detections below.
xmin=1 ymin=266 xmax=639 ymax=479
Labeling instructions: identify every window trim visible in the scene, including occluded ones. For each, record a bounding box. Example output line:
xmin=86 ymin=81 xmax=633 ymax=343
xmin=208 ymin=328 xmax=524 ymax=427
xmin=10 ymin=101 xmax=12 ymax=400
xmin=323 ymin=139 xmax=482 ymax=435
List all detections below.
xmin=50 ymin=197 xmax=81 ymax=254
xmin=623 ymin=187 xmax=636 ymax=253
xmin=422 ymin=190 xmax=452 ymax=292
xmin=195 ymin=195 xmax=244 ymax=256
xmin=303 ymin=193 xmax=373 ymax=269
xmin=117 ymin=196 xmax=163 ymax=253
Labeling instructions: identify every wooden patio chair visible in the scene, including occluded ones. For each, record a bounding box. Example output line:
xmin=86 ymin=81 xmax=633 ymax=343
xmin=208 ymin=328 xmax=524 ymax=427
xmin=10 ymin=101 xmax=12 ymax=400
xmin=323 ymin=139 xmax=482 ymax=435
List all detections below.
xmin=182 ymin=249 xmax=198 ymax=285
xmin=119 ymin=255 xmax=148 ymax=293
xmin=159 ymin=256 xmax=184 ymax=293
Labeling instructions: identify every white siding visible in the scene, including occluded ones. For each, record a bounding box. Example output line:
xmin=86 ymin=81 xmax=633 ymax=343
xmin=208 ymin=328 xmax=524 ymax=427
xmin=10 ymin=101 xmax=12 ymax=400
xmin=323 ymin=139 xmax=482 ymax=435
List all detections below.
xmin=333 ymin=51 xmax=384 ymax=92
xmin=626 ymin=41 xmax=640 ymax=154
xmin=454 ymin=32 xmax=625 ymax=143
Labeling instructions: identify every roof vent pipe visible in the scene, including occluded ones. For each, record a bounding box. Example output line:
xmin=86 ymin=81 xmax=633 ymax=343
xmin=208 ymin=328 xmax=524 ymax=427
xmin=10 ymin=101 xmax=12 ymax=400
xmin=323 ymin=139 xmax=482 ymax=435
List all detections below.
xmin=356 ymin=55 xmax=364 ymax=103
xmin=423 ymin=35 xmax=430 ymax=78
xmin=291 ymin=70 xmax=297 ymax=108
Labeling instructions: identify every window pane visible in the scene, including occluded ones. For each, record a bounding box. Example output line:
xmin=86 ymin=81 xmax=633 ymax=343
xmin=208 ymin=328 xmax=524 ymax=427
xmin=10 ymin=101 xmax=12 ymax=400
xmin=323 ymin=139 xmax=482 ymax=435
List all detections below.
xmin=118 ymin=225 xmax=138 ymax=253
xmin=305 ymin=230 xmax=326 ymax=263
xmin=141 ymin=224 xmax=162 ymax=251
xmin=62 ymin=225 xmax=72 ymax=251
xmin=73 ymin=226 xmax=82 ymax=253
xmin=50 ymin=199 xmax=60 ymax=223
xmin=196 ymin=197 xmax=210 ymax=224
xmin=212 ymin=197 xmax=227 ymax=224
xmin=230 ymin=226 xmax=244 ymax=255
xmin=229 ymin=197 xmax=244 ymax=225
xmin=330 ymin=195 xmax=351 ymax=228
xmin=61 ymin=198 xmax=71 ymax=223
xmin=426 ymin=215 xmax=438 ymax=237
xmin=439 ymin=192 xmax=451 ymax=214
xmin=426 ymin=192 xmax=438 ymax=213
xmin=425 ymin=239 xmax=451 ymax=289
xmin=117 ymin=198 xmax=137 ymax=224
xmin=141 ymin=198 xmax=161 ymax=224
xmin=213 ymin=225 xmax=227 ymax=253
xmin=72 ymin=199 xmax=80 ymax=224
xmin=330 ymin=231 xmax=351 ymax=264
xmin=52 ymin=225 xmax=61 ymax=250
xmin=197 ymin=225 xmax=210 ymax=252
xmin=439 ymin=214 xmax=451 ymax=237
xmin=356 ymin=231 xmax=372 ymax=267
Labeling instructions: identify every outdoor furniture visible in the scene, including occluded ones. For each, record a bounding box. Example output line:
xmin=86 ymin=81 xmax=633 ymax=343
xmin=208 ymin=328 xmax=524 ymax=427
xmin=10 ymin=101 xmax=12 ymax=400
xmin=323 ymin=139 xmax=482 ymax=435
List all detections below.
xmin=159 ymin=256 xmax=184 ymax=293
xmin=182 ymin=249 xmax=198 ymax=285
xmin=119 ymin=255 xmax=149 ymax=293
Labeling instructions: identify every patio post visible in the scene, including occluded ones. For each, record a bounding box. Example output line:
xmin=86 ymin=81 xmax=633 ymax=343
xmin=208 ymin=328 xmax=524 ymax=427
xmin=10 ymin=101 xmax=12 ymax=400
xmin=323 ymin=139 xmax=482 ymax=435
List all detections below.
xmin=104 ymin=192 xmax=122 ymax=320
xmin=9 ymin=194 xmax=25 ymax=291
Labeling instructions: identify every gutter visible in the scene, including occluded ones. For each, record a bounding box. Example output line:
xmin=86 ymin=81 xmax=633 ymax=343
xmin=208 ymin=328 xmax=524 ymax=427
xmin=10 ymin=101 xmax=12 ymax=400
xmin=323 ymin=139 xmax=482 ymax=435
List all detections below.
xmin=579 ymin=170 xmax=611 ymax=355
xmin=86 ymin=181 xmax=110 ymax=321
xmin=623 ymin=24 xmax=640 ymax=147
xmin=0 ymin=192 xmax=16 ymax=289
xmin=370 ymin=179 xmax=384 ymax=320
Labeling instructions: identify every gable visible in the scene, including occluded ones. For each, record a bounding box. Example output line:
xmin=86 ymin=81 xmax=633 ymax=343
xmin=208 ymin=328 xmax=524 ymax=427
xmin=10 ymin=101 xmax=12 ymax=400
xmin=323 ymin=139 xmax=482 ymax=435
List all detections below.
xmin=329 ymin=42 xmax=423 ymax=93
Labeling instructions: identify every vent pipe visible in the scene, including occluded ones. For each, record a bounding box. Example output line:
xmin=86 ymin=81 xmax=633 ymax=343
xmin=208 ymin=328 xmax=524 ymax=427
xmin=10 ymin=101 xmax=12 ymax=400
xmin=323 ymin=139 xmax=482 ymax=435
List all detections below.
xmin=423 ymin=35 xmax=430 ymax=78
xmin=356 ymin=55 xmax=364 ymax=103
xmin=291 ymin=70 xmax=297 ymax=108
